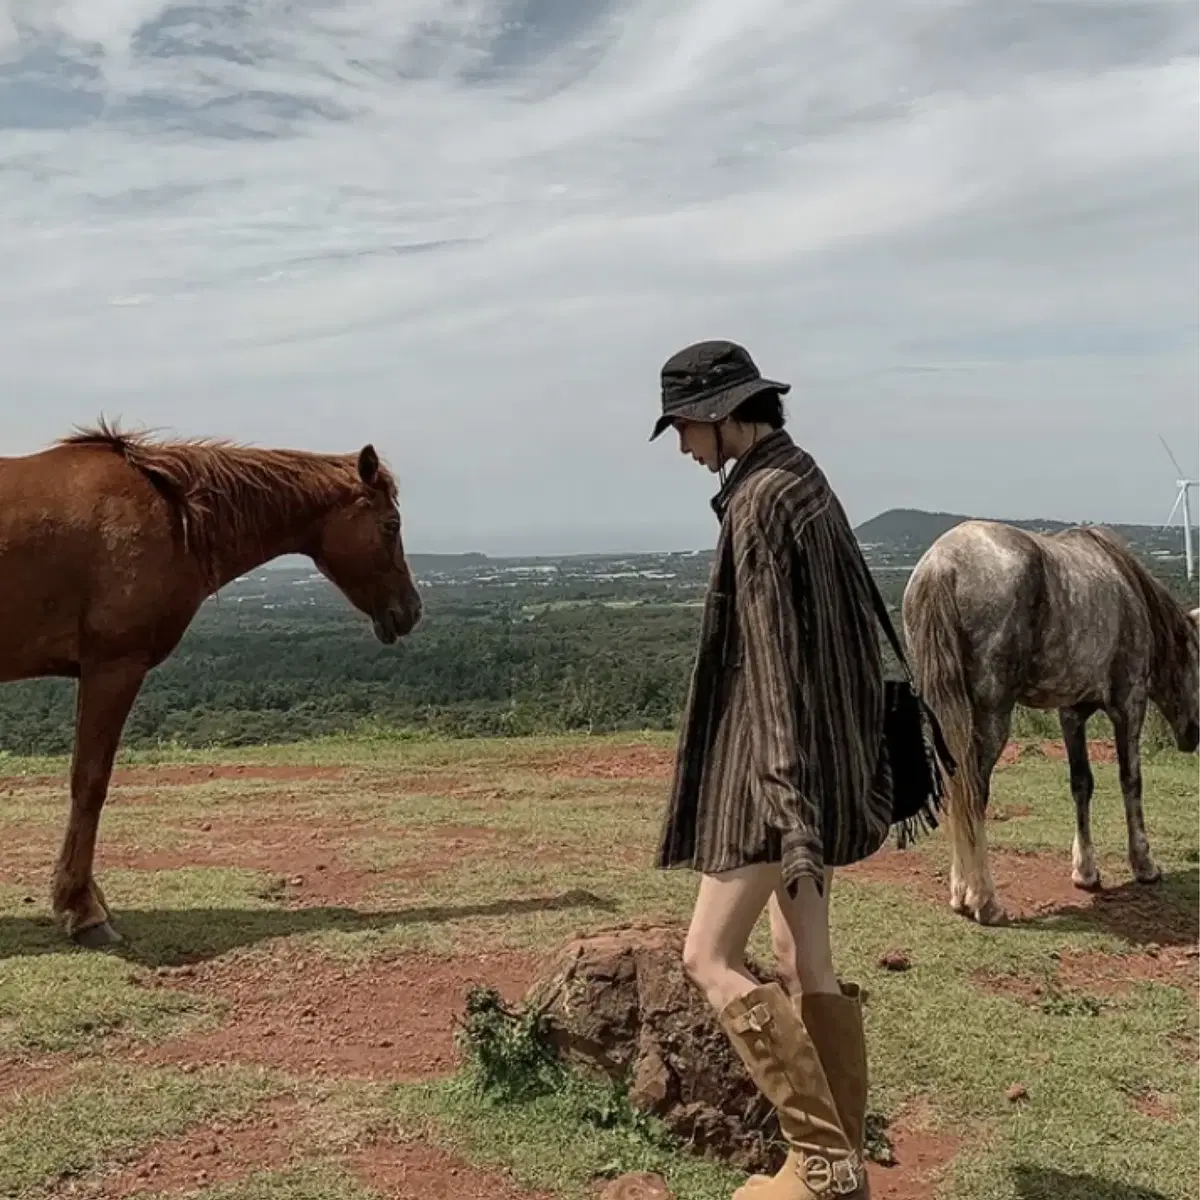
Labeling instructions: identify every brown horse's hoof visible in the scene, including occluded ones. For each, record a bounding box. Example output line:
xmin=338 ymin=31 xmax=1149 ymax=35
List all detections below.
xmin=72 ymin=920 xmax=123 ymax=950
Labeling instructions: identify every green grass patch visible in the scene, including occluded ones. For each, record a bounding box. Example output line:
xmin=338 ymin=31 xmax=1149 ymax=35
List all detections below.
xmin=0 ymin=1065 xmax=278 ymax=1198
xmin=0 ymin=954 xmax=209 ymax=1055
xmin=0 ymin=735 xmax=1195 ymax=1199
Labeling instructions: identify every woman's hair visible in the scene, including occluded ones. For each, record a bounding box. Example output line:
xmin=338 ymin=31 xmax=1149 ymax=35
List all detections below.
xmin=729 ymin=388 xmax=786 ymax=429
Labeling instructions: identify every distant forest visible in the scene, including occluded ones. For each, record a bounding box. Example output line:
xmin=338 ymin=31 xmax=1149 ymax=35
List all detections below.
xmin=0 ymin=509 xmax=1194 ymax=756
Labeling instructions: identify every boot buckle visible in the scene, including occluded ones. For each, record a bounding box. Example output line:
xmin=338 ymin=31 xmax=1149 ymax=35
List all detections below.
xmin=797 ymin=1151 xmax=865 ymax=1195
xmin=732 ymin=1002 xmax=772 ymax=1034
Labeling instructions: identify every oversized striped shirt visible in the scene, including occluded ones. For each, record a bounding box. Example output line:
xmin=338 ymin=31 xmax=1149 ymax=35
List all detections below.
xmin=655 ymin=429 xmax=894 ymax=895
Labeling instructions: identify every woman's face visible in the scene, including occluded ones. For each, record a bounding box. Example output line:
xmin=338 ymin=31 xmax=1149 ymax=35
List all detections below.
xmin=674 ymin=419 xmax=722 ymax=472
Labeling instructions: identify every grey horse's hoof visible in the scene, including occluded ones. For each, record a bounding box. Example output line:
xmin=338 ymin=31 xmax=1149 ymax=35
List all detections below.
xmin=972 ymin=898 xmax=1008 ymax=927
xmin=72 ymin=920 xmax=123 ymax=949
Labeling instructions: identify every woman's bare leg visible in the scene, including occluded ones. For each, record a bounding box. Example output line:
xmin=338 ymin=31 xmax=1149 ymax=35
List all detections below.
xmin=768 ymin=867 xmax=839 ymax=996
xmin=681 ymin=863 xmax=781 ymax=1012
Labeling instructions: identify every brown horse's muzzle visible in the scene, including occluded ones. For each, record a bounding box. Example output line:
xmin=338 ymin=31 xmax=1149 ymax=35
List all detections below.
xmin=373 ymin=598 xmax=422 ymax=644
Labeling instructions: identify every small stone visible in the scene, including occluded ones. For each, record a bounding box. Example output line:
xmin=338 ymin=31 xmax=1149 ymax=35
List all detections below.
xmin=199 ymin=822 xmax=212 ymax=833
xmin=377 ymin=1037 xmax=394 ymax=1048
xmin=288 ymin=875 xmax=304 ymax=887
xmin=878 ymin=950 xmax=912 ymax=972
xmin=1006 ymin=1083 xmax=1028 ymax=1103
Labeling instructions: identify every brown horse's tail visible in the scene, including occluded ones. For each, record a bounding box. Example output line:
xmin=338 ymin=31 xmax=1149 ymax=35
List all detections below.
xmin=905 ymin=566 xmax=982 ymax=848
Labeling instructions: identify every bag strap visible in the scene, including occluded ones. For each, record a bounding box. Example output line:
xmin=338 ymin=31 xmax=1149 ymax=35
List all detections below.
xmin=861 ymin=561 xmax=914 ymax=683
xmin=858 ymin=551 xmax=959 ymax=776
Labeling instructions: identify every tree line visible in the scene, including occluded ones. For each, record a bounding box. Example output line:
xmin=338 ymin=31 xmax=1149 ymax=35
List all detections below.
xmin=0 ymin=564 xmax=1192 ymax=756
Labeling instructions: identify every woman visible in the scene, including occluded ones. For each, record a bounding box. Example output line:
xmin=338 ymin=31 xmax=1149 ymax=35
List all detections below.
xmin=649 ymin=339 xmax=899 ymax=1199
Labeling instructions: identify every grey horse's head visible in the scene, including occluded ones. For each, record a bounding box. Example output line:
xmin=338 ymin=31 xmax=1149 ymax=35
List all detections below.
xmin=1163 ymin=608 xmax=1200 ymax=752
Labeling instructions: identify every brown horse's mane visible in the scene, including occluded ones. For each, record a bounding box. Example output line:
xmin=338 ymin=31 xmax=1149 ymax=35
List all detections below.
xmin=1069 ymin=525 xmax=1194 ymax=683
xmin=61 ymin=417 xmax=396 ymax=582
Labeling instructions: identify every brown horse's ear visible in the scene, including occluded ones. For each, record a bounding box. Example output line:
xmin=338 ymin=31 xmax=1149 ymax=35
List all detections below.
xmin=357 ymin=444 xmax=380 ymax=487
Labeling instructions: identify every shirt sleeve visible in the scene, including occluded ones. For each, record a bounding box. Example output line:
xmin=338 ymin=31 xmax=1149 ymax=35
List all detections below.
xmin=730 ymin=494 xmax=811 ymax=838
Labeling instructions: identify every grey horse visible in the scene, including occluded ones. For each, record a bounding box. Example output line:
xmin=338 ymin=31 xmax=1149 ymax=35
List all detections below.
xmin=902 ymin=520 xmax=1199 ymax=925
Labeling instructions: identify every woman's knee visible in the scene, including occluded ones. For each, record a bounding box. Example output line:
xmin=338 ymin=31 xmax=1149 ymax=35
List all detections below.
xmin=681 ymin=929 xmax=717 ymax=988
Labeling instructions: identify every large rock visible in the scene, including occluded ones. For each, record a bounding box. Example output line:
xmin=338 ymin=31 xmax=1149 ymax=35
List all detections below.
xmin=524 ymin=922 xmax=785 ymax=1174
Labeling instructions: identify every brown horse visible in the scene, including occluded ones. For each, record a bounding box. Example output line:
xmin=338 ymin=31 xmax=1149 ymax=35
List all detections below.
xmin=902 ymin=520 xmax=1198 ymax=925
xmin=0 ymin=420 xmax=423 ymax=948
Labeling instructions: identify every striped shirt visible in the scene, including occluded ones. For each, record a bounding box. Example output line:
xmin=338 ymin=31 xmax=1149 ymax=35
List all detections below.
xmin=656 ymin=429 xmax=894 ymax=895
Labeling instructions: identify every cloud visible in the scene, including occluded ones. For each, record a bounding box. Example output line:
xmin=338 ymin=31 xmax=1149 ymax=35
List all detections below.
xmin=0 ymin=0 xmax=1196 ymax=553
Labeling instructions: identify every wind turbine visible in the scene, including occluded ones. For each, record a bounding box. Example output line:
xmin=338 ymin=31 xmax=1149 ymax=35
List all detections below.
xmin=1160 ymin=436 xmax=1198 ymax=581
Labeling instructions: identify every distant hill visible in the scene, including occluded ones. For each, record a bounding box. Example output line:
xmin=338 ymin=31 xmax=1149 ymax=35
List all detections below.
xmin=854 ymin=508 xmax=1193 ymax=551
xmin=407 ymin=552 xmax=491 ymax=572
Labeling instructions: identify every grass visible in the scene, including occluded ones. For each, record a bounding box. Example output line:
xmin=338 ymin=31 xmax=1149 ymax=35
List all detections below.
xmin=0 ymin=731 xmax=1195 ymax=1199
xmin=390 ymin=1076 xmax=747 ymax=1200
xmin=0 ymin=1064 xmax=277 ymax=1198
xmin=0 ymin=953 xmax=210 ymax=1055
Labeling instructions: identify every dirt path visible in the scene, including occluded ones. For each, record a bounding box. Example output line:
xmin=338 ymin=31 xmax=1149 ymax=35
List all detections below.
xmin=141 ymin=947 xmax=539 ymax=1081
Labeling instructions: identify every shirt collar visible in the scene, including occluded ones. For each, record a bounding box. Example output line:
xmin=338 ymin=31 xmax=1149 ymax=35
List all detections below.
xmin=711 ymin=428 xmax=795 ymax=520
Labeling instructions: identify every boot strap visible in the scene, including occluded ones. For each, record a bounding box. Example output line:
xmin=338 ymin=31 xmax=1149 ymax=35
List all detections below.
xmin=795 ymin=1149 xmax=866 ymax=1195
xmin=729 ymin=1002 xmax=772 ymax=1033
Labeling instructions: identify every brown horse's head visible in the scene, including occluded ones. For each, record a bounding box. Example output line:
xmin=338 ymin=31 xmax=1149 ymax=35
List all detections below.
xmin=311 ymin=445 xmax=422 ymax=644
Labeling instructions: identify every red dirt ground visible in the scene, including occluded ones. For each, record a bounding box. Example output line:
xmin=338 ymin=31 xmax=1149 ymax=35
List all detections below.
xmin=842 ymin=845 xmax=1197 ymax=949
xmin=51 ymin=1100 xmax=554 ymax=1199
xmin=106 ymin=819 xmax=504 ymax=902
xmin=0 ymin=816 xmax=506 ymax=905
xmin=62 ymin=1098 xmax=300 ymax=1197
xmin=1056 ymin=946 xmax=1198 ymax=994
xmin=867 ymin=1102 xmax=960 ymax=1200
xmin=533 ymin=744 xmax=676 ymax=781
xmin=1036 ymin=739 xmax=1118 ymax=764
xmin=0 ymin=1051 xmax=76 ymax=1109
xmin=1128 ymin=1090 xmax=1178 ymax=1121
xmin=139 ymin=948 xmax=539 ymax=1082
xmin=348 ymin=1140 xmax=555 ymax=1199
xmin=0 ymin=765 xmax=348 ymax=793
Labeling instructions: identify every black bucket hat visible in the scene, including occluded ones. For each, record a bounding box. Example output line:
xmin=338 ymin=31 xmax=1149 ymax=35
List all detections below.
xmin=649 ymin=339 xmax=791 ymax=441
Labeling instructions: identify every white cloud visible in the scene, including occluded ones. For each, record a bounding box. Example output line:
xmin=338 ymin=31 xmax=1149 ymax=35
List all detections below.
xmin=0 ymin=0 xmax=1196 ymax=553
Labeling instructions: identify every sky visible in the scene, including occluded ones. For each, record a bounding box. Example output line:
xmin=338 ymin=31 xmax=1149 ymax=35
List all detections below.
xmin=1 ymin=0 xmax=1197 ymax=556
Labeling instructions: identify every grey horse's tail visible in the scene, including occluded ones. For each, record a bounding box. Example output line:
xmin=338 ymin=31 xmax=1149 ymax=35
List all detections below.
xmin=905 ymin=565 xmax=982 ymax=848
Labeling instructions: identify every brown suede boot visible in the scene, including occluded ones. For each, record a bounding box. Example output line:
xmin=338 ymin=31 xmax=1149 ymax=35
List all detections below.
xmin=799 ymin=984 xmax=870 ymax=1198
xmin=718 ymin=982 xmax=867 ymax=1198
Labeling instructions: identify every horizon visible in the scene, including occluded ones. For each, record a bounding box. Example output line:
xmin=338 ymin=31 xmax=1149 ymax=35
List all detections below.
xmin=259 ymin=502 xmax=1199 ymax=566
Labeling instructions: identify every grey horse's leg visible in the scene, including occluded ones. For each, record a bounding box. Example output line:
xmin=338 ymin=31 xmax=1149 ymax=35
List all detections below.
xmin=1060 ymin=706 xmax=1100 ymax=890
xmin=958 ymin=706 xmax=1011 ymax=925
xmin=1108 ymin=700 xmax=1161 ymax=885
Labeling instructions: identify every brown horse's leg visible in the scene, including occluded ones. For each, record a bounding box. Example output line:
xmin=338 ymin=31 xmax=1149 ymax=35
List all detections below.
xmin=52 ymin=660 xmax=146 ymax=947
xmin=1060 ymin=706 xmax=1100 ymax=891
xmin=1109 ymin=702 xmax=1161 ymax=885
